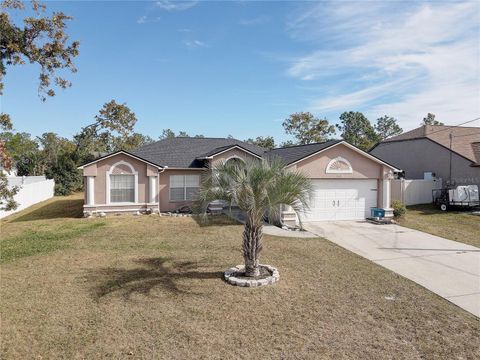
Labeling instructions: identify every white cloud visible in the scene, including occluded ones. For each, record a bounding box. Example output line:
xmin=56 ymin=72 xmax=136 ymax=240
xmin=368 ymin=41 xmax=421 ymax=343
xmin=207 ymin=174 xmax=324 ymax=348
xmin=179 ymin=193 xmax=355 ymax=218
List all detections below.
xmin=184 ymin=40 xmax=208 ymax=49
xmin=239 ymin=16 xmax=270 ymax=26
xmin=156 ymin=1 xmax=197 ymax=11
xmin=286 ymin=1 xmax=480 ymax=130
xmin=136 ymin=15 xmax=160 ymax=24
xmin=137 ymin=16 xmax=147 ymax=24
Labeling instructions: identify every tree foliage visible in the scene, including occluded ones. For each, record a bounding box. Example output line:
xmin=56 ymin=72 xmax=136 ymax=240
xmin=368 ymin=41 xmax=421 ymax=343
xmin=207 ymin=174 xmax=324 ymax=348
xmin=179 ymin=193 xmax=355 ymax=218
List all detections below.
xmin=0 ymin=116 xmax=18 ymax=211
xmin=110 ymin=132 xmax=154 ymax=151
xmin=160 ymin=129 xmax=175 ymax=139
xmin=0 ymin=131 xmax=39 ymax=164
xmin=336 ymin=111 xmax=379 ymax=150
xmin=374 ymin=115 xmax=403 ymax=141
xmin=245 ymin=136 xmax=275 ymax=150
xmin=74 ymin=100 xmax=140 ymax=159
xmin=159 ymin=129 xmax=204 ymax=139
xmin=0 ymin=0 xmax=81 ymax=199
xmin=283 ymin=112 xmax=335 ymax=145
xmin=0 ymin=113 xmax=12 ymax=130
xmin=422 ymin=113 xmax=443 ymax=126
xmin=93 ymin=100 xmax=137 ymax=138
xmin=46 ymin=152 xmax=82 ymax=195
xmin=0 ymin=0 xmax=80 ymax=100
xmin=279 ymin=140 xmax=296 ymax=148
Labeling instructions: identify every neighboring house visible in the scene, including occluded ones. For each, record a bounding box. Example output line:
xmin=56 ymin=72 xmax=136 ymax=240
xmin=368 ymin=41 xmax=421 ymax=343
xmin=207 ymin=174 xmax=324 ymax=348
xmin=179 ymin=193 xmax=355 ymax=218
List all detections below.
xmin=78 ymin=137 xmax=399 ymax=222
xmin=370 ymin=125 xmax=480 ymax=188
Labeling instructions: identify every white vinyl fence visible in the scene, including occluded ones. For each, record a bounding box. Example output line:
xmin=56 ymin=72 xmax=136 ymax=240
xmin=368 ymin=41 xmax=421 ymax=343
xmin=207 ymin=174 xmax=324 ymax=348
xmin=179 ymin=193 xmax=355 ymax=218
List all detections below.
xmin=0 ymin=176 xmax=55 ymax=219
xmin=391 ymin=179 xmax=443 ymax=206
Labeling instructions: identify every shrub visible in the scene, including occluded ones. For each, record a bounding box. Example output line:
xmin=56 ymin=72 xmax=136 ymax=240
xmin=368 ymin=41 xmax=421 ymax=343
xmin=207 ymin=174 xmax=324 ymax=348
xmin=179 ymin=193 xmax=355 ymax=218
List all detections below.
xmin=46 ymin=154 xmax=82 ymax=195
xmin=392 ymin=200 xmax=406 ymax=218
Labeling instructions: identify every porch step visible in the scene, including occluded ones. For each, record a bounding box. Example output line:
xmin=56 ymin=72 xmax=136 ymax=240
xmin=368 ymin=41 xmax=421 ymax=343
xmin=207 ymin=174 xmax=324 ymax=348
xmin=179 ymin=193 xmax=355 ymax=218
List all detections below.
xmin=281 ymin=211 xmax=297 ymax=219
xmin=282 ymin=219 xmax=297 ymax=227
xmin=281 ymin=211 xmax=297 ymax=225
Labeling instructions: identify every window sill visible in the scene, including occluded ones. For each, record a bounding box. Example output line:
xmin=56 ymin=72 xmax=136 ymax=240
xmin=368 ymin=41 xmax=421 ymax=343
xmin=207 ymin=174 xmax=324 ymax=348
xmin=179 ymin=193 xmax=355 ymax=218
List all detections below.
xmin=107 ymin=202 xmax=139 ymax=206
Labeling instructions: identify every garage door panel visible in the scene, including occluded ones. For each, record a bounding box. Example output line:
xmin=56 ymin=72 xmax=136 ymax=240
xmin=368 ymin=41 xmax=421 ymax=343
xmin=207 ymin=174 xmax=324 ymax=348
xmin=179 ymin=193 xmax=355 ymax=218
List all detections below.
xmin=301 ymin=179 xmax=377 ymax=222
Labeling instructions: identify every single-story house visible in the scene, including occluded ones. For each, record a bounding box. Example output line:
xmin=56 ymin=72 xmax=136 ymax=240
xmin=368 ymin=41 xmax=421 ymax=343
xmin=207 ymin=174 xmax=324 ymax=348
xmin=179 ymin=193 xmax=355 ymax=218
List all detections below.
xmin=79 ymin=137 xmax=400 ymax=222
xmin=370 ymin=125 xmax=480 ymax=188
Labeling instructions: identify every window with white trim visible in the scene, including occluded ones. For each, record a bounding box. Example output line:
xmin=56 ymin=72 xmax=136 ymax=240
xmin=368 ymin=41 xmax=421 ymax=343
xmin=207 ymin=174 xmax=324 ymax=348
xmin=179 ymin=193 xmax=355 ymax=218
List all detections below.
xmin=170 ymin=175 xmax=200 ymax=201
xmin=110 ymin=174 xmax=135 ymax=203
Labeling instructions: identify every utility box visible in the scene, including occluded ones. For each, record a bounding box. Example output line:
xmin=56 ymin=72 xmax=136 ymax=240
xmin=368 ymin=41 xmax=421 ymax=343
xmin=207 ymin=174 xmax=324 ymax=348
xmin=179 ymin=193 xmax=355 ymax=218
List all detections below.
xmin=371 ymin=207 xmax=385 ymax=218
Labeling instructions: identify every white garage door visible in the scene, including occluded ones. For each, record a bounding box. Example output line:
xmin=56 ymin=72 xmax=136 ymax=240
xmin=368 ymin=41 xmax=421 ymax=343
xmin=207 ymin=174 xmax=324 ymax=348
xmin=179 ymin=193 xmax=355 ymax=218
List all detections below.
xmin=301 ymin=179 xmax=378 ymax=222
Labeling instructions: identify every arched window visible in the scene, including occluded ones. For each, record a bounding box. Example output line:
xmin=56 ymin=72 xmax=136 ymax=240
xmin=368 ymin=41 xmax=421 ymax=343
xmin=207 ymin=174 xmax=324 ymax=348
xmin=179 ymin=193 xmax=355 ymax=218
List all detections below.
xmin=106 ymin=160 xmax=138 ymax=203
xmin=225 ymin=156 xmax=245 ymax=166
xmin=326 ymin=157 xmax=353 ymax=174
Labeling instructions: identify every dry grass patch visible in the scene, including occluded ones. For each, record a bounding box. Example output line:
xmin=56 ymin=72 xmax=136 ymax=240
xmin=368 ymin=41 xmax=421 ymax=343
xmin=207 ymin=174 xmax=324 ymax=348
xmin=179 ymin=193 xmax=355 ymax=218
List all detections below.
xmin=398 ymin=204 xmax=480 ymax=248
xmin=1 ymin=194 xmax=479 ymax=359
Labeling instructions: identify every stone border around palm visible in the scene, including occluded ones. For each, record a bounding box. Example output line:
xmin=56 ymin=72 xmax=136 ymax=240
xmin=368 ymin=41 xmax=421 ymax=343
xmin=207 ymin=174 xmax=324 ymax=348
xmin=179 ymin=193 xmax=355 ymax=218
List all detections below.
xmin=224 ymin=264 xmax=280 ymax=287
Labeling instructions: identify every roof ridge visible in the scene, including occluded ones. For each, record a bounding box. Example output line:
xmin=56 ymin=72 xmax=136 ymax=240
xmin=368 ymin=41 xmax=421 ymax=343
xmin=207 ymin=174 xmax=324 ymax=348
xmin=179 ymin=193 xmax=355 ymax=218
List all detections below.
xmin=426 ymin=125 xmax=480 ymax=129
xmin=134 ymin=136 xmax=251 ymax=149
xmin=165 ymin=136 xmax=247 ymax=140
xmin=268 ymin=139 xmax=340 ymax=152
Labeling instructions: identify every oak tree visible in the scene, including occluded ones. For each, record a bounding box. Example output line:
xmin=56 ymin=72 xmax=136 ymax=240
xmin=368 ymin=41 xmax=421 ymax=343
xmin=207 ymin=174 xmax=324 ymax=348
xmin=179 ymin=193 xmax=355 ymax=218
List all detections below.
xmin=283 ymin=112 xmax=335 ymax=145
xmin=1 ymin=0 xmax=80 ymax=100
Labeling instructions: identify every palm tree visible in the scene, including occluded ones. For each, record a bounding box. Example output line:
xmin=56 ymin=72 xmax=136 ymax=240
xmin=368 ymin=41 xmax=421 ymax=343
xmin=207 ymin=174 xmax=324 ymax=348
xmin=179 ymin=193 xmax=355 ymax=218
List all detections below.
xmin=195 ymin=159 xmax=312 ymax=277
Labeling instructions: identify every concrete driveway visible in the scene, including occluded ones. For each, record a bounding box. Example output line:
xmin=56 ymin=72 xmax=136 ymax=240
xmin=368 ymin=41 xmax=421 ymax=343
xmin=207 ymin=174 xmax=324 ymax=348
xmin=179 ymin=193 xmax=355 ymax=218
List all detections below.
xmin=304 ymin=221 xmax=480 ymax=318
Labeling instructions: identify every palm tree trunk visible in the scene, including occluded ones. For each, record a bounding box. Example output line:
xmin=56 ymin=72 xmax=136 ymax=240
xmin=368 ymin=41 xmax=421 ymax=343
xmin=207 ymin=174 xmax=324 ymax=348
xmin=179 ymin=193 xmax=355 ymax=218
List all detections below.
xmin=242 ymin=220 xmax=263 ymax=277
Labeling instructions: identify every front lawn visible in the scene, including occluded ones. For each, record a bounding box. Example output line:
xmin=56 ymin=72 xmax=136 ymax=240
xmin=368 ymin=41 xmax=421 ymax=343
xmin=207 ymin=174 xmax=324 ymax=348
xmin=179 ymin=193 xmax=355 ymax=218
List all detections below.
xmin=1 ymin=194 xmax=478 ymax=359
xmin=398 ymin=204 xmax=480 ymax=248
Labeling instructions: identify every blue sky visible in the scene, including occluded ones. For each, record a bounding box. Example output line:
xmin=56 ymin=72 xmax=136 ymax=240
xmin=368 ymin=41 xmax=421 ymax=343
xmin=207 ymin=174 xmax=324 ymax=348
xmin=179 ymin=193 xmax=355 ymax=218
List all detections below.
xmin=2 ymin=0 xmax=479 ymax=142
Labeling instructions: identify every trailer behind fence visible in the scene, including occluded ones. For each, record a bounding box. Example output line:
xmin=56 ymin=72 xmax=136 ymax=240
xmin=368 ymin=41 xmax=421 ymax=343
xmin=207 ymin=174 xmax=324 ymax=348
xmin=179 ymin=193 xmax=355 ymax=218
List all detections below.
xmin=391 ymin=179 xmax=443 ymax=206
xmin=0 ymin=176 xmax=55 ymax=219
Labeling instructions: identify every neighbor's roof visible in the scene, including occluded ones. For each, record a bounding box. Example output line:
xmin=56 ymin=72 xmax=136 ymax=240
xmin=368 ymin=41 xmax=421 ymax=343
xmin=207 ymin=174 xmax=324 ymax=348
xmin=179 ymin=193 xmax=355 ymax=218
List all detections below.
xmin=376 ymin=125 xmax=480 ymax=164
xmin=131 ymin=137 xmax=266 ymax=168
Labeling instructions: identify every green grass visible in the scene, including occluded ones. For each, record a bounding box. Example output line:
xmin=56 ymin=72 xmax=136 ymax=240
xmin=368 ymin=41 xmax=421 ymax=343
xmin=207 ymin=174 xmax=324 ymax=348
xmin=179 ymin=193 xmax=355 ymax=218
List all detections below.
xmin=398 ymin=204 xmax=480 ymax=247
xmin=0 ymin=222 xmax=105 ymax=263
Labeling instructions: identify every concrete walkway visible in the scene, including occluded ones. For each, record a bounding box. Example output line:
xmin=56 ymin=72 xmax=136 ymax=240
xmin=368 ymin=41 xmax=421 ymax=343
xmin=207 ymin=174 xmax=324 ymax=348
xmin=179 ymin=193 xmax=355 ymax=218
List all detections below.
xmin=223 ymin=208 xmax=317 ymax=238
xmin=262 ymin=224 xmax=317 ymax=238
xmin=304 ymin=221 xmax=480 ymax=318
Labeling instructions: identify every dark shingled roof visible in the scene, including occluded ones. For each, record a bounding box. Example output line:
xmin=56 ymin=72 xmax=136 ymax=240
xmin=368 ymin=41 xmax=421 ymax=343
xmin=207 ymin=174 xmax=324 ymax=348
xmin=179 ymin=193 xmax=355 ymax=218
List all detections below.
xmin=130 ymin=137 xmax=266 ymax=168
xmin=264 ymin=140 xmax=342 ymax=165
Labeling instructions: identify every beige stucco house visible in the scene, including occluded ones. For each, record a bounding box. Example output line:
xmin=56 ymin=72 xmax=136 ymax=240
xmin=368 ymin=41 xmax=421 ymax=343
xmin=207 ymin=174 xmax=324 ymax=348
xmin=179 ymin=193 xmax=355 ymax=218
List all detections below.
xmin=79 ymin=137 xmax=399 ymax=222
